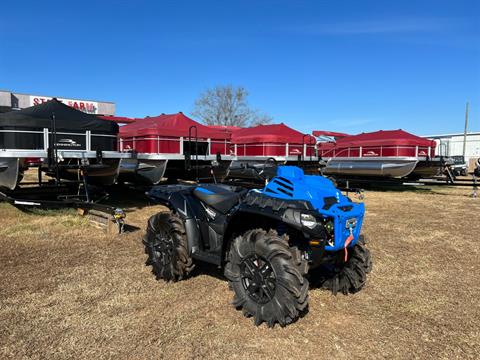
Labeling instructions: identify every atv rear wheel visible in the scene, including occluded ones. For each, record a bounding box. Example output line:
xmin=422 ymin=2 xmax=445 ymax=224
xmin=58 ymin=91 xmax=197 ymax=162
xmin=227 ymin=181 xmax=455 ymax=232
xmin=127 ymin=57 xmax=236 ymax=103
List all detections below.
xmin=224 ymin=229 xmax=309 ymax=327
xmin=320 ymin=235 xmax=372 ymax=295
xmin=144 ymin=212 xmax=194 ymax=281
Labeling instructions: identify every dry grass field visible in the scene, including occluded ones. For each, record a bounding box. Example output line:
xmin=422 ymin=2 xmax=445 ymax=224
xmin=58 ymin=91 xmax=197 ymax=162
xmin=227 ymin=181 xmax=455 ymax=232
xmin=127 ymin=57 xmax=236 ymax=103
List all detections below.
xmin=1 ymin=184 xmax=479 ymax=359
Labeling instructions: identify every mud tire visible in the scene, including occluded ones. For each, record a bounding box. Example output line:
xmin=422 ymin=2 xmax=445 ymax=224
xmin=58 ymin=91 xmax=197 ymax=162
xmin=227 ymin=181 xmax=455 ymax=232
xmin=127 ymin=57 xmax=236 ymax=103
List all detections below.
xmin=144 ymin=212 xmax=194 ymax=281
xmin=321 ymin=235 xmax=372 ymax=295
xmin=224 ymin=229 xmax=309 ymax=327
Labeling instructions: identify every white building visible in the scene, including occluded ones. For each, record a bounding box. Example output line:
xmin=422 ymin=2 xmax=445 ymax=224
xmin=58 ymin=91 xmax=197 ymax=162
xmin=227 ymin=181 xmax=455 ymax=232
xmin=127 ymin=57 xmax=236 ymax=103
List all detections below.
xmin=423 ymin=132 xmax=480 ymax=168
xmin=0 ymin=90 xmax=115 ymax=116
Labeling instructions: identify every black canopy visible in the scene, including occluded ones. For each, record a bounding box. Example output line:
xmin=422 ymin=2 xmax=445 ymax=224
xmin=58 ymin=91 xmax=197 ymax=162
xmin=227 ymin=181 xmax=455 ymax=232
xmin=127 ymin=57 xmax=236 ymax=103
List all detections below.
xmin=0 ymin=99 xmax=118 ymax=134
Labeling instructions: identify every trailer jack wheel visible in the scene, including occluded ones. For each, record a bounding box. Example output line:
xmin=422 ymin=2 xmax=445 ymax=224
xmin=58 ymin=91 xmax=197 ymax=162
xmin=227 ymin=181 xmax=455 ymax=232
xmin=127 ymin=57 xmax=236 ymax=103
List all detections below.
xmin=113 ymin=209 xmax=126 ymax=234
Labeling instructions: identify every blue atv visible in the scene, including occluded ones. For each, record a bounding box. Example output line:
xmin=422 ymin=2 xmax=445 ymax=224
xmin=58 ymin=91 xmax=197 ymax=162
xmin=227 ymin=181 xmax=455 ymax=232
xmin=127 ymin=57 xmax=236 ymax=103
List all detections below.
xmin=143 ymin=166 xmax=372 ymax=327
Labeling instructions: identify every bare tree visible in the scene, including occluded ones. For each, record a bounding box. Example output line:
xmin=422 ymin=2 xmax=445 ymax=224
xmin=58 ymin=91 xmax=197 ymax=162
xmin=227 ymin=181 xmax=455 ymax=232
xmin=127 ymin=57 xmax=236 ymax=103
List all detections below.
xmin=192 ymin=85 xmax=272 ymax=127
xmin=250 ymin=113 xmax=274 ymax=127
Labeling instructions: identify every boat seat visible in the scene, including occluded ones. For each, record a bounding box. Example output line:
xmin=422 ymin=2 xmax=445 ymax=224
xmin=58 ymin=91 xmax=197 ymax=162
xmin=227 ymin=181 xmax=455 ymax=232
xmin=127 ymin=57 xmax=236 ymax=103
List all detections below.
xmin=193 ymin=184 xmax=245 ymax=214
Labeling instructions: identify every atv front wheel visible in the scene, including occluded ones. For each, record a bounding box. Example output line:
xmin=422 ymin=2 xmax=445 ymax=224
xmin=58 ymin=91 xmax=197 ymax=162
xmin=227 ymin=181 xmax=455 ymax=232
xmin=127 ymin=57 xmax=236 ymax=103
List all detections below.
xmin=144 ymin=212 xmax=194 ymax=281
xmin=321 ymin=235 xmax=372 ymax=295
xmin=224 ymin=229 xmax=309 ymax=327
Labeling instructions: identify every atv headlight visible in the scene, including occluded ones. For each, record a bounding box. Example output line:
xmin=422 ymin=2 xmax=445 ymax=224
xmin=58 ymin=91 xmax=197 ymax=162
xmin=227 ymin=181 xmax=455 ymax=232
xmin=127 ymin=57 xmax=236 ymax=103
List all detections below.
xmin=346 ymin=218 xmax=357 ymax=229
xmin=301 ymin=213 xmax=317 ymax=229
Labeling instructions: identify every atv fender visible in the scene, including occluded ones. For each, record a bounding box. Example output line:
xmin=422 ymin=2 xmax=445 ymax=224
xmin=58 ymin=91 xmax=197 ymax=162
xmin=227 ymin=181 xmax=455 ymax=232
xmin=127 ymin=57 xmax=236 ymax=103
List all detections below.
xmin=147 ymin=186 xmax=201 ymax=255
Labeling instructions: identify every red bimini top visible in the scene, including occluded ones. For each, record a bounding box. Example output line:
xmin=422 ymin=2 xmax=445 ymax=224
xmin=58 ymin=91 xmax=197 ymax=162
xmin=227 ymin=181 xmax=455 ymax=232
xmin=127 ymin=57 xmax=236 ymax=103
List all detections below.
xmin=231 ymin=123 xmax=315 ymax=144
xmin=120 ymin=112 xmax=230 ymax=140
xmin=335 ymin=129 xmax=436 ymax=148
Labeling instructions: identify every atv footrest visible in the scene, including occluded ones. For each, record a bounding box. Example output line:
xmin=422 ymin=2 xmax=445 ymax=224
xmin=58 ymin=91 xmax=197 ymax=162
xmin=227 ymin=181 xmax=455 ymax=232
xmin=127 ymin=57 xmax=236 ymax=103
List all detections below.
xmin=191 ymin=250 xmax=222 ymax=266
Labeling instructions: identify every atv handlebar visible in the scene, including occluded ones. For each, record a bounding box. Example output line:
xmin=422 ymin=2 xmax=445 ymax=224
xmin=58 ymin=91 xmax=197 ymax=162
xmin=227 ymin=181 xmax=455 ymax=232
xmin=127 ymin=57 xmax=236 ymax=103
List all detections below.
xmin=242 ymin=157 xmax=278 ymax=179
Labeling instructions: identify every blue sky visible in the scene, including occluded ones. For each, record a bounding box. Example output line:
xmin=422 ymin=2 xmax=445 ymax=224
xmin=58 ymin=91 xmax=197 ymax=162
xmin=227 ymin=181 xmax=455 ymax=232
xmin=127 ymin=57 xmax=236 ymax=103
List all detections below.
xmin=1 ymin=0 xmax=479 ymax=135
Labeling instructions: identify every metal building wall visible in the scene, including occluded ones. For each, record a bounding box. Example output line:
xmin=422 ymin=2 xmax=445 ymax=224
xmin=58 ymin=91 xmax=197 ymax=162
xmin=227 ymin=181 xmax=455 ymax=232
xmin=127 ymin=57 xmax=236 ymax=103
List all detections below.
xmin=0 ymin=90 xmax=115 ymax=115
xmin=430 ymin=133 xmax=480 ymax=162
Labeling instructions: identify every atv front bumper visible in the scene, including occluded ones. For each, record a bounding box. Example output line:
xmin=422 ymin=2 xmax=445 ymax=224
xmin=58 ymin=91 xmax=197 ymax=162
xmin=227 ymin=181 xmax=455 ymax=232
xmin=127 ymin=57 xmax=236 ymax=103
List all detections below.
xmin=282 ymin=202 xmax=365 ymax=252
xmin=321 ymin=202 xmax=364 ymax=251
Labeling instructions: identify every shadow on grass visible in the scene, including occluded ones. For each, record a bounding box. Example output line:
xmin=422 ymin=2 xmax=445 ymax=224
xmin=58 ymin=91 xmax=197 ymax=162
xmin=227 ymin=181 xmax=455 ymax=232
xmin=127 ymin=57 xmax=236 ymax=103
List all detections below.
xmin=122 ymin=223 xmax=142 ymax=232
xmin=189 ymin=261 xmax=225 ymax=281
xmin=12 ymin=206 xmax=78 ymax=217
xmin=179 ymin=261 xmax=310 ymax=327
xmin=99 ymin=184 xmax=157 ymax=211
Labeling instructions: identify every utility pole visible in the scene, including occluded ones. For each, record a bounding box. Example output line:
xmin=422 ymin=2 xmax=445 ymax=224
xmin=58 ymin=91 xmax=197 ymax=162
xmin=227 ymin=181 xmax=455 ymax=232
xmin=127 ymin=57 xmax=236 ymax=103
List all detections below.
xmin=463 ymin=101 xmax=469 ymax=159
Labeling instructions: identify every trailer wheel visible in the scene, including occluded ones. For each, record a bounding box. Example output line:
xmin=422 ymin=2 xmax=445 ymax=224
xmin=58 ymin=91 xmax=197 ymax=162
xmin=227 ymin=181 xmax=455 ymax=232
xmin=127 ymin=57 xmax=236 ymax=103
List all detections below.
xmin=144 ymin=212 xmax=194 ymax=281
xmin=224 ymin=229 xmax=309 ymax=327
xmin=320 ymin=235 xmax=372 ymax=295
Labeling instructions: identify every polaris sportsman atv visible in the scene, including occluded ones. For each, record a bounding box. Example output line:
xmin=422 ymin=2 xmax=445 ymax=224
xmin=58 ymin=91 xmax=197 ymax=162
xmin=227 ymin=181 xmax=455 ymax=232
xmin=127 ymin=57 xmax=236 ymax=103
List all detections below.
xmin=143 ymin=166 xmax=372 ymax=327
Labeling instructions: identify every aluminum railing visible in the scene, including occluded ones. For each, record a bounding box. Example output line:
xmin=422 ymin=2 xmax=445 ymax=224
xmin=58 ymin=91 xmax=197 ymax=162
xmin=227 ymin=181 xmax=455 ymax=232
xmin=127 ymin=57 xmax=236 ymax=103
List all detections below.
xmin=318 ymin=145 xmax=433 ymax=158
xmin=0 ymin=128 xmax=117 ymax=152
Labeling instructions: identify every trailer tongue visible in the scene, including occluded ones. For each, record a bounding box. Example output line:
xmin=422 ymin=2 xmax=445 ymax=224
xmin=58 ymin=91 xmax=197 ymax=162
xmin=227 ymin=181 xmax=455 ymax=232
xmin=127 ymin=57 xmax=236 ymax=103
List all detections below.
xmin=0 ymin=184 xmax=126 ymax=234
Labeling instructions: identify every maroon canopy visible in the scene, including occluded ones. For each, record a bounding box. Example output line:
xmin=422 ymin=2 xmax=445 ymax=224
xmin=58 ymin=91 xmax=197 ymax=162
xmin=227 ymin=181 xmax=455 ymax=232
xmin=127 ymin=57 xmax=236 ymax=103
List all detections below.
xmin=335 ymin=130 xmax=436 ymax=147
xmin=231 ymin=123 xmax=315 ymax=144
xmin=120 ymin=112 xmax=230 ymax=140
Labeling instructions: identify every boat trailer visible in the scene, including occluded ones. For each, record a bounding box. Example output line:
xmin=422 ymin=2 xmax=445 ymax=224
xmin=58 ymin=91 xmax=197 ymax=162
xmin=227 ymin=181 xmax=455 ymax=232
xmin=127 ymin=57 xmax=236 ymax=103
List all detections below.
xmin=0 ymin=181 xmax=126 ymax=235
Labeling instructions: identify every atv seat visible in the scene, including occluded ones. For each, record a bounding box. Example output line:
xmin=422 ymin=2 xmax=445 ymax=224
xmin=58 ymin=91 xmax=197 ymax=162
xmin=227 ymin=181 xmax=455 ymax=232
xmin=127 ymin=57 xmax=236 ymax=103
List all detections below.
xmin=193 ymin=184 xmax=246 ymax=214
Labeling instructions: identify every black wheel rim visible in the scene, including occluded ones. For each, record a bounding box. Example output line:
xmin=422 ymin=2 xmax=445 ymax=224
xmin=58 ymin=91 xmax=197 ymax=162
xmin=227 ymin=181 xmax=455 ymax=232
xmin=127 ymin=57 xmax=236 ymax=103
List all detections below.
xmin=153 ymin=229 xmax=174 ymax=265
xmin=240 ymin=255 xmax=276 ymax=304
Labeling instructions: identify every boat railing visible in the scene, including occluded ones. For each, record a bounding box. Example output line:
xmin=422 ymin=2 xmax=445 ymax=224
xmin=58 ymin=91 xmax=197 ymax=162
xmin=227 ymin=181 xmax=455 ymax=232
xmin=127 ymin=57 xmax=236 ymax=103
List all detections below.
xmin=118 ymin=137 xmax=316 ymax=159
xmin=318 ymin=145 xmax=433 ymax=158
xmin=1 ymin=128 xmax=117 ymax=152
xmin=234 ymin=142 xmax=316 ymax=157
xmin=118 ymin=136 xmax=232 ymax=156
